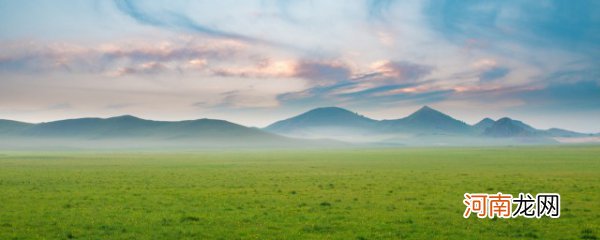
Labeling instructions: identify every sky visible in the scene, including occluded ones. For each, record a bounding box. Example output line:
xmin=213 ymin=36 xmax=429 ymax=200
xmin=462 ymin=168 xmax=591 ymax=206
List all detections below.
xmin=0 ymin=0 xmax=598 ymax=132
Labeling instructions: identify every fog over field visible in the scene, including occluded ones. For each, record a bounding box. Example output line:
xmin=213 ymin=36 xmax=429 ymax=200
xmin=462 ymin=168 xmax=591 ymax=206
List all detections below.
xmin=1 ymin=106 xmax=598 ymax=150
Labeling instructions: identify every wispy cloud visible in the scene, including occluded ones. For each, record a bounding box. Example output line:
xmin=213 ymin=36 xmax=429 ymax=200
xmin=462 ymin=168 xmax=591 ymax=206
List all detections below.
xmin=424 ymin=0 xmax=600 ymax=57
xmin=366 ymin=0 xmax=396 ymax=20
xmin=209 ymin=59 xmax=354 ymax=85
xmin=111 ymin=62 xmax=167 ymax=77
xmin=294 ymin=60 xmax=353 ymax=84
xmin=513 ymin=81 xmax=600 ymax=111
xmin=113 ymin=0 xmax=295 ymax=50
xmin=114 ymin=0 xmax=255 ymax=42
xmin=275 ymin=59 xmax=437 ymax=107
xmin=479 ymin=67 xmax=510 ymax=82
xmin=0 ymin=38 xmax=245 ymax=76
xmin=369 ymin=60 xmax=433 ymax=83
xmin=211 ymin=59 xmax=296 ymax=78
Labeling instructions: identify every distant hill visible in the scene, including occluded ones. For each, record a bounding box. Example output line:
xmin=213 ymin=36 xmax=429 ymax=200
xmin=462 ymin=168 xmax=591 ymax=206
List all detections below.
xmin=1 ymin=106 xmax=595 ymax=148
xmin=471 ymin=117 xmax=590 ymax=139
xmin=544 ymin=128 xmax=588 ymax=138
xmin=265 ymin=107 xmax=380 ymax=142
xmin=0 ymin=120 xmax=33 ymax=134
xmin=267 ymin=106 xmax=474 ymax=138
xmin=380 ymin=106 xmax=473 ymax=135
xmin=264 ymin=106 xmax=594 ymax=145
xmin=19 ymin=115 xmax=275 ymax=140
xmin=483 ymin=117 xmax=540 ymax=137
xmin=0 ymin=115 xmax=324 ymax=149
xmin=473 ymin=118 xmax=495 ymax=133
xmin=266 ymin=107 xmax=377 ymax=132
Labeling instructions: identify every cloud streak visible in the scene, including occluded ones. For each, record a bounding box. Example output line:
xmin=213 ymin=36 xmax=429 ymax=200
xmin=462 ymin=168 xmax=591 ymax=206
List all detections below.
xmin=114 ymin=0 xmax=252 ymax=41
xmin=479 ymin=67 xmax=510 ymax=82
xmin=113 ymin=0 xmax=296 ymax=50
xmin=424 ymin=0 xmax=600 ymax=57
xmin=366 ymin=0 xmax=396 ymax=20
xmin=275 ymin=59 xmax=437 ymax=107
xmin=0 ymin=38 xmax=245 ymax=76
xmin=369 ymin=60 xmax=433 ymax=83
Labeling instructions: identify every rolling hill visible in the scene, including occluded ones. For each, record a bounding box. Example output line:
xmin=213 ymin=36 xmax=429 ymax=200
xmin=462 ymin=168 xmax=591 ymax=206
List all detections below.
xmin=264 ymin=107 xmax=379 ymax=141
xmin=0 ymin=116 xmax=319 ymax=149
xmin=0 ymin=119 xmax=33 ymax=134
xmin=265 ymin=107 xmax=377 ymax=132
xmin=264 ymin=106 xmax=593 ymax=145
xmin=483 ymin=117 xmax=539 ymax=137
xmin=1 ymin=106 xmax=595 ymax=148
xmin=473 ymin=118 xmax=495 ymax=133
xmin=266 ymin=106 xmax=474 ymax=139
xmin=17 ymin=115 xmax=277 ymax=140
xmin=379 ymin=106 xmax=473 ymax=135
xmin=545 ymin=128 xmax=589 ymax=138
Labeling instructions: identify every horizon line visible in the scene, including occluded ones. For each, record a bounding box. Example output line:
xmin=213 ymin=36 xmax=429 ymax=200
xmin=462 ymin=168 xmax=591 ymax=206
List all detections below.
xmin=1 ymin=106 xmax=597 ymax=134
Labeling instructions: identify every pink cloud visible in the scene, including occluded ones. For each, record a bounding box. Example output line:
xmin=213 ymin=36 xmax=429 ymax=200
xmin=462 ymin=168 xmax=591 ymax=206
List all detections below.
xmin=369 ymin=60 xmax=433 ymax=83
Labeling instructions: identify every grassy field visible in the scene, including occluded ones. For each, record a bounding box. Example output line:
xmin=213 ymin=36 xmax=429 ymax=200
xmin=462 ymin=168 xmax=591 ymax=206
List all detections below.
xmin=0 ymin=146 xmax=598 ymax=239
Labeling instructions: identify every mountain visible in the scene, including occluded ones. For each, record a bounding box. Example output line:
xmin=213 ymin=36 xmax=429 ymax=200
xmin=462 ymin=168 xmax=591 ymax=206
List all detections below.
xmin=380 ymin=106 xmax=472 ymax=134
xmin=1 ymin=106 xmax=594 ymax=148
xmin=0 ymin=115 xmax=313 ymax=149
xmin=264 ymin=106 xmax=594 ymax=145
xmin=483 ymin=117 xmax=540 ymax=137
xmin=22 ymin=115 xmax=276 ymax=140
xmin=266 ymin=107 xmax=377 ymax=132
xmin=265 ymin=107 xmax=379 ymax=141
xmin=473 ymin=118 xmax=495 ymax=133
xmin=544 ymin=128 xmax=588 ymax=138
xmin=0 ymin=119 xmax=33 ymax=134
xmin=21 ymin=115 xmax=163 ymax=138
xmin=265 ymin=106 xmax=476 ymax=144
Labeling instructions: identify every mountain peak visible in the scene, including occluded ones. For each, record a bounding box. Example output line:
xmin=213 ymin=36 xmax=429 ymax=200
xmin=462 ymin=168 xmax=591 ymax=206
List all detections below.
xmin=105 ymin=115 xmax=149 ymax=123
xmin=385 ymin=105 xmax=471 ymax=133
xmin=109 ymin=115 xmax=141 ymax=120
xmin=408 ymin=105 xmax=446 ymax=118
xmin=475 ymin=117 xmax=495 ymax=126
xmin=416 ymin=105 xmax=434 ymax=112
xmin=297 ymin=107 xmax=372 ymax=121
xmin=483 ymin=117 xmax=540 ymax=137
xmin=307 ymin=106 xmax=354 ymax=114
xmin=473 ymin=118 xmax=496 ymax=132
xmin=265 ymin=106 xmax=376 ymax=133
xmin=497 ymin=117 xmax=513 ymax=122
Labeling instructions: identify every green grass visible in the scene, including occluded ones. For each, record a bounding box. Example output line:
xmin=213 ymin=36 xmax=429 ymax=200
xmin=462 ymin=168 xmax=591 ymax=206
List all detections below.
xmin=0 ymin=146 xmax=599 ymax=239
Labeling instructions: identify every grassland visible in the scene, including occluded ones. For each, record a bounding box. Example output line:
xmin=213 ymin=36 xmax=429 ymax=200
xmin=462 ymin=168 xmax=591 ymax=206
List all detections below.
xmin=0 ymin=146 xmax=598 ymax=239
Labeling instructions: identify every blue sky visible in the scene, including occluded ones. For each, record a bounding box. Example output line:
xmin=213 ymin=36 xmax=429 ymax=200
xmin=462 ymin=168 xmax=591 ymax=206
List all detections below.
xmin=0 ymin=0 xmax=598 ymax=132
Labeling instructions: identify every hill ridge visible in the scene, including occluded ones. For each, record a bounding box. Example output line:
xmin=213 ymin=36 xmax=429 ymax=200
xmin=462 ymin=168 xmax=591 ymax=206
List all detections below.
xmin=1 ymin=107 xmax=595 ymax=147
